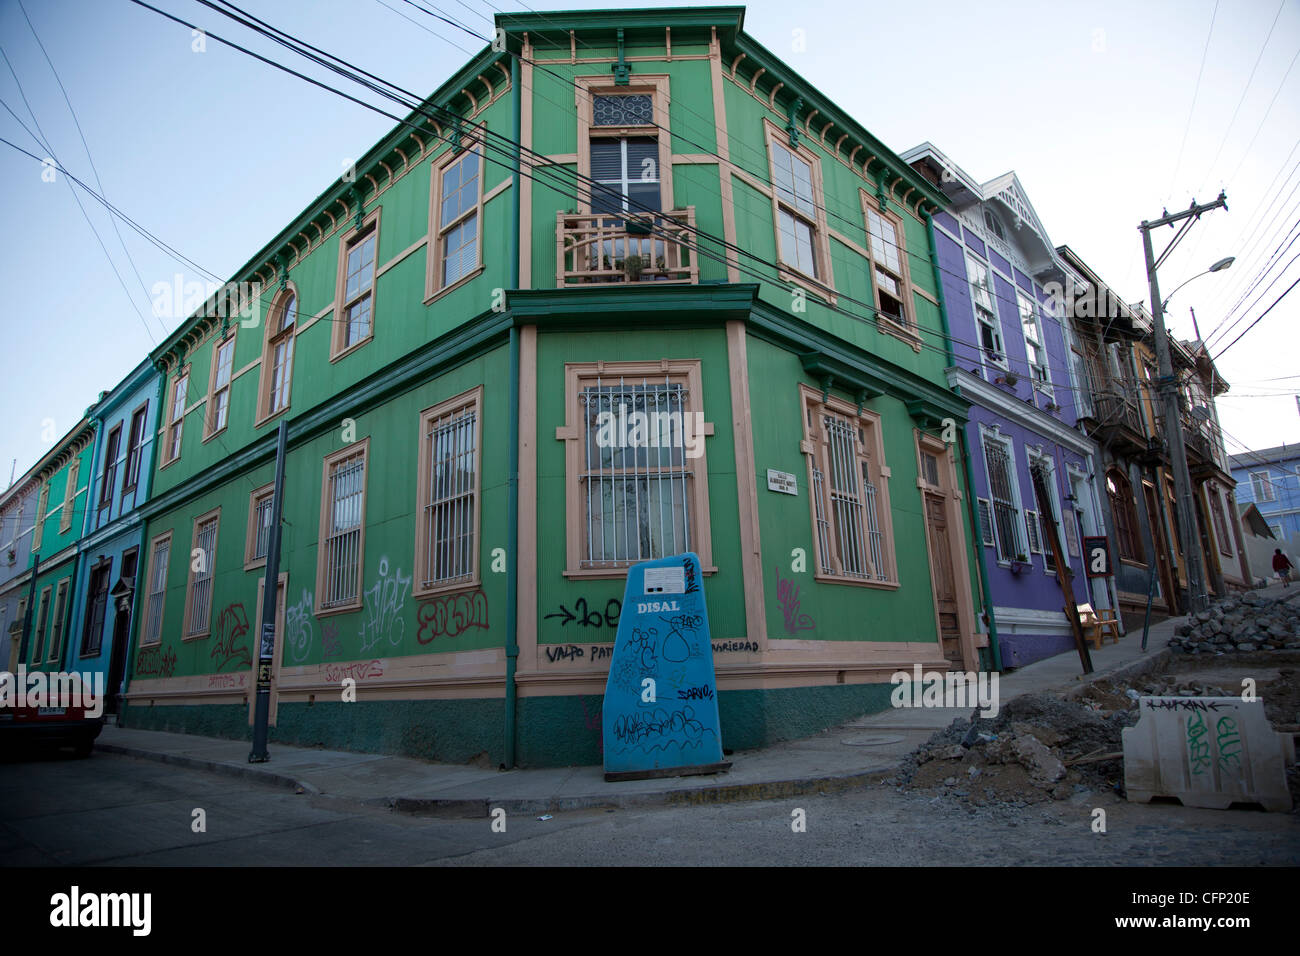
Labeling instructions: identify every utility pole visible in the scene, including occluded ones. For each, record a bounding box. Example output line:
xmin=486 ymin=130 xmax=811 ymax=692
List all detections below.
xmin=250 ymin=421 xmax=288 ymax=763
xmin=1140 ymin=192 xmax=1227 ymax=615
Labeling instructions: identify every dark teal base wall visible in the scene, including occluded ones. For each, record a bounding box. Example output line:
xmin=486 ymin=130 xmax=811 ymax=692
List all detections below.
xmin=120 ymin=698 xmax=505 ymax=766
xmin=121 ymin=681 xmax=898 ymax=768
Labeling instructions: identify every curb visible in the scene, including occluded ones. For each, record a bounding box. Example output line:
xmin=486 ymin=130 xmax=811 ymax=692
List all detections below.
xmin=95 ymin=742 xmax=320 ymax=797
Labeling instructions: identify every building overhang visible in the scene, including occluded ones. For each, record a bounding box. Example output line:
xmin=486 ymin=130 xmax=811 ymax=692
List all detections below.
xmin=947 ymin=367 xmax=1097 ymax=457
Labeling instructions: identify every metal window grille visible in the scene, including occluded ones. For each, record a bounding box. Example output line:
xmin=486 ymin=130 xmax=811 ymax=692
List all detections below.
xmin=187 ymin=518 xmax=217 ymax=636
xmin=1025 ymin=510 xmax=1042 ymax=554
xmin=424 ymin=405 xmax=477 ymax=587
xmin=822 ymin=414 xmax=873 ymax=579
xmin=984 ymin=438 xmax=1020 ymax=562
xmin=811 ymin=466 xmax=833 ymax=573
xmin=145 ymin=540 xmax=169 ymax=644
xmin=921 ymin=451 xmax=940 ymax=487
xmin=253 ymin=494 xmax=273 ymax=561
xmin=976 ymin=497 xmax=995 ymax=546
xmin=322 ymin=452 xmax=365 ymax=608
xmin=580 ymin=377 xmax=691 ymax=567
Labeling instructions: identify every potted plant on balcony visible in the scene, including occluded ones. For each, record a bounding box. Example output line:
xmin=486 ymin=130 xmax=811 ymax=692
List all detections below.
xmin=624 ymin=253 xmax=646 ymax=282
xmin=1009 ymin=554 xmax=1030 ymax=575
xmin=996 ymin=371 xmax=1019 ymax=387
xmin=5 ymin=548 xmax=15 ymax=565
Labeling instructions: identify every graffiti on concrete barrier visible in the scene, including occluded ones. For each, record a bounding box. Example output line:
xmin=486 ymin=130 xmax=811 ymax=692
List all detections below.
xmin=210 ymin=603 xmax=251 ymax=671
xmin=774 ymin=566 xmax=815 ymax=635
xmin=136 ymin=645 xmax=177 ymax=678
xmin=286 ymin=589 xmax=316 ymax=664
xmin=417 ymin=588 xmax=489 ymax=644
xmin=676 ymin=684 xmax=714 ymax=701
xmin=544 ymin=597 xmax=620 ymax=630
xmin=1215 ymin=715 xmax=1243 ymax=772
xmin=1144 ymin=697 xmax=1235 ymax=712
xmin=322 ymin=622 xmax=343 ymax=660
xmin=1187 ymin=710 xmax=1211 ymax=776
xmin=611 ymin=705 xmax=716 ymax=755
xmin=324 ymin=659 xmax=385 ymax=683
xmin=359 ymin=557 xmax=411 ymax=654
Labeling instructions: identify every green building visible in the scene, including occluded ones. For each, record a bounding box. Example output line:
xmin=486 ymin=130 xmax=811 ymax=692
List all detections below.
xmin=122 ymin=6 xmax=985 ymax=766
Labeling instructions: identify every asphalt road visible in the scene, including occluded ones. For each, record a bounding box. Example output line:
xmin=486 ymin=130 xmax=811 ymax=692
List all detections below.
xmin=2 ymin=751 xmax=1297 ymax=866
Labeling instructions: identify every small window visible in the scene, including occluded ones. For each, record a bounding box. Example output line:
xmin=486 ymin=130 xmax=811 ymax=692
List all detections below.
xmin=141 ymin=532 xmax=171 ymax=647
xmin=432 ymin=148 xmax=483 ymax=292
xmin=592 ymin=93 xmax=653 ymax=126
xmin=335 ymin=216 xmax=377 ymax=356
xmin=245 ymin=483 xmax=275 ymax=569
xmin=48 ymin=579 xmax=69 ymax=662
xmin=259 ymin=289 xmax=297 ymax=422
xmin=982 ymin=432 xmax=1024 ymax=562
xmin=31 ymin=586 xmax=50 ymax=664
xmin=1250 ymin=471 xmax=1275 ymax=502
xmin=99 ymin=425 xmax=122 ymax=511
xmin=984 ymin=208 xmax=1005 ymax=241
xmin=58 ymin=458 xmax=81 ymax=535
xmin=206 ymin=332 xmax=236 ymax=439
xmin=184 ymin=510 xmax=220 ymax=638
xmin=122 ymin=403 xmax=149 ymax=494
xmin=802 ymin=387 xmax=895 ymax=584
xmin=864 ymin=203 xmax=913 ymax=331
xmin=1025 ymin=510 xmax=1042 ymax=554
xmin=81 ymin=562 xmax=111 ymax=657
xmin=1063 ymin=507 xmax=1080 ymax=558
xmin=417 ymin=389 xmax=482 ymax=595
xmin=317 ymin=440 xmax=368 ymax=613
xmin=163 ymin=368 xmax=189 ymax=466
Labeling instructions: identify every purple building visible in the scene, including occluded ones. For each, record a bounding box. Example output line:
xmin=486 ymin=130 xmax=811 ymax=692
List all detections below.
xmin=904 ymin=144 xmax=1114 ymax=668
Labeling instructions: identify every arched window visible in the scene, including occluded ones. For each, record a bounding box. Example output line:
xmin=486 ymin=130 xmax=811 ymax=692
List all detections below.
xmin=258 ymin=288 xmax=297 ymax=423
xmin=984 ymin=208 xmax=1006 ymax=241
xmin=1106 ymin=468 xmax=1142 ymax=562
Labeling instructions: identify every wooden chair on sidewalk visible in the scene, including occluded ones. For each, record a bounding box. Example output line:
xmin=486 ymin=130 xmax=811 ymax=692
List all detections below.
xmin=1077 ymin=603 xmax=1121 ymax=650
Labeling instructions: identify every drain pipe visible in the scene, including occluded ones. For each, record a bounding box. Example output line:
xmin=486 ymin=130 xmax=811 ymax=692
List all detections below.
xmin=502 ymin=49 xmax=522 ymax=768
xmin=925 ymin=211 xmax=1002 ymax=672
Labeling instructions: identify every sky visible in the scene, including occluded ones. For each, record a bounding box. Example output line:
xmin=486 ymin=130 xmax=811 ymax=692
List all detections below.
xmin=1 ymin=0 xmax=1297 ymax=485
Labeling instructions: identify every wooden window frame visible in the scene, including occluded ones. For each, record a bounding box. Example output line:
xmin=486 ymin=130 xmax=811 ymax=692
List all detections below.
xmin=574 ymin=75 xmax=674 ymax=217
xmin=59 ymin=457 xmax=81 ymax=535
xmin=979 ymin=426 xmax=1026 ymax=564
xmin=182 ymin=507 xmax=221 ymax=640
xmin=1250 ymin=470 xmax=1275 ymax=503
xmin=257 ymin=285 xmax=299 ymax=426
xmin=139 ymin=530 xmax=172 ymax=647
xmin=1107 ymin=468 xmax=1144 ymax=563
xmin=555 ymin=360 xmax=715 ymax=579
xmin=799 ymin=384 xmax=897 ymax=588
xmin=966 ymin=252 xmax=1006 ymax=371
xmin=426 ymin=138 xmax=486 ymax=302
xmin=204 ymin=328 xmax=238 ymax=441
xmin=99 ymin=424 xmax=122 ymax=512
xmin=244 ymin=482 xmax=276 ymax=571
xmin=764 ymin=120 xmax=835 ymax=302
xmin=861 ymin=193 xmax=918 ymax=344
xmin=415 ymin=387 xmax=483 ymax=599
xmin=48 ymin=577 xmax=69 ymax=663
xmin=32 ymin=585 xmax=51 ymax=664
xmin=122 ymin=401 xmax=149 ymax=495
xmin=161 ymin=366 xmax=190 ymax=469
xmin=32 ymin=482 xmax=49 ymax=552
xmin=332 ymin=209 xmax=380 ymax=361
xmin=1208 ymin=484 xmax=1235 ymax=557
xmin=316 ymin=438 xmax=370 ymax=616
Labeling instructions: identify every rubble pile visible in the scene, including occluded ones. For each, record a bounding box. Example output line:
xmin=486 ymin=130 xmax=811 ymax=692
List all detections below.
xmin=1168 ymin=591 xmax=1300 ymax=655
xmin=895 ymin=693 xmax=1138 ymax=807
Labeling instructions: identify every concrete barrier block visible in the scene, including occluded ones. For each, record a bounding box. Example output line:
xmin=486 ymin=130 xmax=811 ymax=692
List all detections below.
xmin=1122 ymin=697 xmax=1295 ymax=812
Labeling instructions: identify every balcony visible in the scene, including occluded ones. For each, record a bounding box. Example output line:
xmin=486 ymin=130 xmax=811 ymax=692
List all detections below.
xmin=557 ymin=208 xmax=699 ymax=287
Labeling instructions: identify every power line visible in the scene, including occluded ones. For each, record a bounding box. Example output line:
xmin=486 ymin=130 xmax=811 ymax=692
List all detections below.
xmin=1212 ymin=274 xmax=1300 ymax=360
xmin=1168 ymin=0 xmax=1220 ymax=200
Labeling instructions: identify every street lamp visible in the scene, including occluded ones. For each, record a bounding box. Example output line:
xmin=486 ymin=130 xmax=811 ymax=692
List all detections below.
xmin=1161 ymin=256 xmax=1234 ymax=311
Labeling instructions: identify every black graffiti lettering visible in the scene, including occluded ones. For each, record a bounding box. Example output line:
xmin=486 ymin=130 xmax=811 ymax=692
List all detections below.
xmin=545 ymin=597 xmax=622 ymax=630
xmin=676 ymin=684 xmax=714 ymax=701
xmin=544 ymin=644 xmax=585 ymax=663
xmin=712 ymin=640 xmax=758 ymax=653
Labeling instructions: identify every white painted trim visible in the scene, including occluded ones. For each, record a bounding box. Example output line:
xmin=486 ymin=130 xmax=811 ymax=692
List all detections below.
xmin=951 ymin=367 xmax=1098 ymax=456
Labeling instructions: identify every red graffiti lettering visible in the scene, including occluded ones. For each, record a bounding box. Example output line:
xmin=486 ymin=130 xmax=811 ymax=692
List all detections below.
xmin=416 ymin=589 xmax=489 ymax=644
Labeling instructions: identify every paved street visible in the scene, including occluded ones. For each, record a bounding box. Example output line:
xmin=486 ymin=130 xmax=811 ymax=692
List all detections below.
xmin=3 ymin=750 xmax=1296 ymax=866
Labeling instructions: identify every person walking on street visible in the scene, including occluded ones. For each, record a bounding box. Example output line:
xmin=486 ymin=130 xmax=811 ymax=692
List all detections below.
xmin=1273 ymin=549 xmax=1294 ymax=587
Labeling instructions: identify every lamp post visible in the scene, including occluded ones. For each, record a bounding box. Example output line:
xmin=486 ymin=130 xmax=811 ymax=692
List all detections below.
xmin=1140 ymin=194 xmax=1229 ymax=615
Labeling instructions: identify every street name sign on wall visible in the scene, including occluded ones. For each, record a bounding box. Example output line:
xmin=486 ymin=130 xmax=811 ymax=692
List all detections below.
xmin=602 ymin=552 xmax=729 ymax=781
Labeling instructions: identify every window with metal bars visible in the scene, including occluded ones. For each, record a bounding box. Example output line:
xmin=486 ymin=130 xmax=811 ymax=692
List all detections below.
xmin=246 ymin=485 xmax=274 ymax=568
xmin=418 ymin=390 xmax=480 ymax=592
xmin=142 ymin=534 xmax=170 ymax=646
xmin=580 ymin=378 xmax=691 ymax=567
xmin=982 ymin=434 xmax=1023 ymax=562
xmin=318 ymin=442 xmax=367 ymax=611
xmin=803 ymin=392 xmax=892 ymax=583
xmin=186 ymin=512 xmax=219 ymax=637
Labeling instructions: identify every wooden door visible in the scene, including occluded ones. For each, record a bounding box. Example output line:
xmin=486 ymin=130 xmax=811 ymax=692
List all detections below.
xmin=925 ymin=491 xmax=963 ymax=664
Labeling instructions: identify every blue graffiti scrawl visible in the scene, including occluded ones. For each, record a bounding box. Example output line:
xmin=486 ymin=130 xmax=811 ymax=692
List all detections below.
xmin=602 ymin=552 xmax=726 ymax=780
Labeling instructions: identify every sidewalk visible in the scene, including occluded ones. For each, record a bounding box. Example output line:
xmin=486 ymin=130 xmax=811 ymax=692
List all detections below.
xmin=94 ymin=589 xmax=1270 ymax=816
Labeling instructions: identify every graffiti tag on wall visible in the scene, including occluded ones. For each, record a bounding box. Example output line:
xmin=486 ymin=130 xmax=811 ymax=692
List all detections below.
xmin=324 ymin=659 xmax=385 ymax=683
xmin=544 ymin=597 xmax=621 ymax=630
xmin=773 ymin=566 xmax=815 ymax=635
xmin=286 ymin=589 xmax=316 ymax=664
xmin=359 ymin=557 xmax=411 ymax=654
xmin=136 ymin=645 xmax=177 ymax=678
xmin=416 ymin=588 xmax=489 ymax=644
xmin=210 ymin=603 xmax=251 ymax=671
